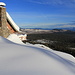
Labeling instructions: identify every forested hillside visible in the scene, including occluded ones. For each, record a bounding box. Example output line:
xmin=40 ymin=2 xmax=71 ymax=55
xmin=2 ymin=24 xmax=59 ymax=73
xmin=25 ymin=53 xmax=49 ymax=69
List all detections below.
xmin=23 ymin=31 xmax=75 ymax=57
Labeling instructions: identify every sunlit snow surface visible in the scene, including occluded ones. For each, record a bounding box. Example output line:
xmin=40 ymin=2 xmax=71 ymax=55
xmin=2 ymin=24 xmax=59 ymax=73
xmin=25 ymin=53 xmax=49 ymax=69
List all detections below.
xmin=0 ymin=34 xmax=75 ymax=75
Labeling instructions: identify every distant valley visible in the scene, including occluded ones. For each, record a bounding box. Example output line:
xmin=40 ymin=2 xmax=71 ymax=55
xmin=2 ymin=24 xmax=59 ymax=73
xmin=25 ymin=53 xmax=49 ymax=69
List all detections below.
xmin=23 ymin=29 xmax=75 ymax=57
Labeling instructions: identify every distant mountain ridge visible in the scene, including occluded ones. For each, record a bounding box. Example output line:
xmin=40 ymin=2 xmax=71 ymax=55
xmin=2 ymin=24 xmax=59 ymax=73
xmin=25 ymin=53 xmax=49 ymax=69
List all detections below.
xmin=21 ymin=27 xmax=75 ymax=31
xmin=21 ymin=28 xmax=72 ymax=34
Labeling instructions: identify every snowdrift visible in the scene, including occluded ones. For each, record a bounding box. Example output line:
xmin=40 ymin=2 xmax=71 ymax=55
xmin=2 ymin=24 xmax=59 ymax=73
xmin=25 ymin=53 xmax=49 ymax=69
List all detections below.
xmin=0 ymin=35 xmax=75 ymax=75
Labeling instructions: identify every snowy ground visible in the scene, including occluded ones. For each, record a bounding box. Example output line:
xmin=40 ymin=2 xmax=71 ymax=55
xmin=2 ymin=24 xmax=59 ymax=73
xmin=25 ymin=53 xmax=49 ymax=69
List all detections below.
xmin=0 ymin=34 xmax=75 ymax=75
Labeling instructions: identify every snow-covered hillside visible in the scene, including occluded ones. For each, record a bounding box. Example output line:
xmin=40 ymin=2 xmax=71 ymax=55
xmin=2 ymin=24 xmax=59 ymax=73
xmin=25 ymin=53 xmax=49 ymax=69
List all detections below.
xmin=0 ymin=34 xmax=75 ymax=75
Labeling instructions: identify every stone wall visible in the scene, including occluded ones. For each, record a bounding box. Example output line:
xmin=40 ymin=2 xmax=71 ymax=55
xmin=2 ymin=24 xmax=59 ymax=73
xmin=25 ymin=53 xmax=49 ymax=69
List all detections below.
xmin=7 ymin=22 xmax=16 ymax=34
xmin=0 ymin=7 xmax=10 ymax=38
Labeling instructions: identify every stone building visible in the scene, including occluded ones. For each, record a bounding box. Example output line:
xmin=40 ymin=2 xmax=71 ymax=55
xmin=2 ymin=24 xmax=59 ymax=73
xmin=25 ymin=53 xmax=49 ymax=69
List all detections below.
xmin=0 ymin=2 xmax=27 ymax=40
xmin=0 ymin=4 xmax=10 ymax=38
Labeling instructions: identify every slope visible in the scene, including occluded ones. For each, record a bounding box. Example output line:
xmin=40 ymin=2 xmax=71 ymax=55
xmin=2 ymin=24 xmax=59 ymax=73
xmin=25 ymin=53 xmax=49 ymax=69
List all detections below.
xmin=0 ymin=36 xmax=75 ymax=75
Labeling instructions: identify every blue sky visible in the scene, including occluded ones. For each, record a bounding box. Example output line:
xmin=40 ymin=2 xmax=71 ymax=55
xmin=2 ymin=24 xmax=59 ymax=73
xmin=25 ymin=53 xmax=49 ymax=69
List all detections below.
xmin=1 ymin=0 xmax=75 ymax=29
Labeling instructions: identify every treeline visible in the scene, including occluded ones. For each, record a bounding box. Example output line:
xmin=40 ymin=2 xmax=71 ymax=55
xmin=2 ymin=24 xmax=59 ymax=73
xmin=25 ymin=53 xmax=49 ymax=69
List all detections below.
xmin=23 ymin=31 xmax=75 ymax=57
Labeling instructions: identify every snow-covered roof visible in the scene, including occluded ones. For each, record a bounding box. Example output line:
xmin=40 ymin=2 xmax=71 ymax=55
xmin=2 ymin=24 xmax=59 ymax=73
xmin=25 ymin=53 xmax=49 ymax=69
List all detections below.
xmin=6 ymin=12 xmax=20 ymax=32
xmin=0 ymin=2 xmax=6 ymax=7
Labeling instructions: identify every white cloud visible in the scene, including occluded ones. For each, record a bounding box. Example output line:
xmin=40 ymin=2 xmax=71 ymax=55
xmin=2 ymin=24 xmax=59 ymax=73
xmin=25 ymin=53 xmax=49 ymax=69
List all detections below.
xmin=56 ymin=25 xmax=75 ymax=28
xmin=20 ymin=22 xmax=65 ymax=28
xmin=27 ymin=0 xmax=75 ymax=7
xmin=56 ymin=22 xmax=75 ymax=28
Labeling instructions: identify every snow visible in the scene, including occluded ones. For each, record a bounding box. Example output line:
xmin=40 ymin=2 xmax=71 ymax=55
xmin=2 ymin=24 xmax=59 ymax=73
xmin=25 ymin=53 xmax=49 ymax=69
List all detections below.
xmin=0 ymin=2 xmax=6 ymax=6
xmin=17 ymin=34 xmax=27 ymax=40
xmin=7 ymin=34 xmax=24 ymax=45
xmin=6 ymin=12 xmax=20 ymax=32
xmin=0 ymin=34 xmax=75 ymax=75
